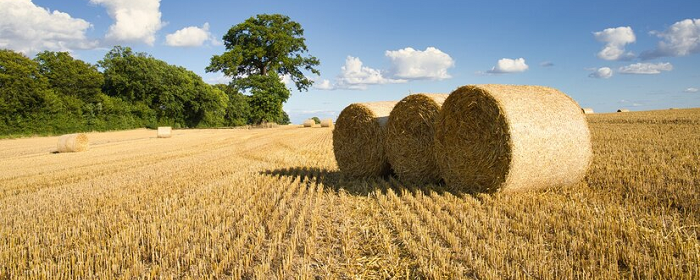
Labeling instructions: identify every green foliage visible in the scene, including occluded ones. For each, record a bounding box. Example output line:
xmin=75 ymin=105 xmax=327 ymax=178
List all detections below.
xmin=99 ymin=46 xmax=228 ymax=128
xmin=311 ymin=117 xmax=321 ymax=124
xmin=207 ymin=14 xmax=319 ymax=124
xmin=214 ymin=84 xmax=251 ymax=126
xmin=35 ymin=51 xmax=104 ymax=103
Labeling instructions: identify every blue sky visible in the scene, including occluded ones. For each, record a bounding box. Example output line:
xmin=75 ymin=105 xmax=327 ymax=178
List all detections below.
xmin=2 ymin=0 xmax=700 ymax=123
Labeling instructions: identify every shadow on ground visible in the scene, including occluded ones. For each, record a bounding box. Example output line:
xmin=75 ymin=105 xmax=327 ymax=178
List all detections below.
xmin=259 ymin=166 xmax=463 ymax=197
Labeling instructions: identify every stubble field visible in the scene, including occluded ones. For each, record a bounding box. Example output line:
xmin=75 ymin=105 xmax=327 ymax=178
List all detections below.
xmin=1 ymin=109 xmax=699 ymax=279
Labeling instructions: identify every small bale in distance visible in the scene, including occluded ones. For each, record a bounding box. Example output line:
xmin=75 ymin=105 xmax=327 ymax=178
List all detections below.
xmin=157 ymin=127 xmax=172 ymax=138
xmin=333 ymin=101 xmax=397 ymax=177
xmin=617 ymin=109 xmax=630 ymax=112
xmin=303 ymin=119 xmax=315 ymax=127
xmin=57 ymin=133 xmax=89 ymax=153
xmin=582 ymin=108 xmax=595 ymax=114
xmin=320 ymin=119 xmax=334 ymax=128
xmin=386 ymin=93 xmax=448 ymax=184
xmin=434 ymin=84 xmax=593 ymax=193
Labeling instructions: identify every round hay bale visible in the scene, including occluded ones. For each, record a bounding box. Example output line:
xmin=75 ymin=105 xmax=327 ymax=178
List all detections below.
xmin=303 ymin=119 xmax=315 ymax=127
xmin=582 ymin=108 xmax=595 ymax=114
xmin=320 ymin=119 xmax=334 ymax=128
xmin=157 ymin=126 xmax=172 ymax=138
xmin=386 ymin=93 xmax=448 ymax=184
xmin=617 ymin=109 xmax=630 ymax=112
xmin=57 ymin=133 xmax=89 ymax=153
xmin=434 ymin=84 xmax=592 ymax=193
xmin=333 ymin=101 xmax=397 ymax=177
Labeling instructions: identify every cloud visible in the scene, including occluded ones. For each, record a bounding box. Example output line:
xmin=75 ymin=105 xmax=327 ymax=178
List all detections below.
xmin=330 ymin=56 xmax=405 ymax=90
xmin=486 ymin=58 xmax=529 ymax=74
xmin=540 ymin=61 xmax=554 ymax=67
xmin=618 ymin=62 xmax=673 ymax=74
xmin=684 ymin=87 xmax=699 ymax=93
xmin=593 ymin=26 xmax=636 ymax=60
xmin=589 ymin=67 xmax=613 ymax=79
xmin=314 ymin=79 xmax=335 ymax=90
xmin=205 ymin=73 xmax=232 ymax=85
xmin=385 ymin=47 xmax=454 ymax=80
xmin=0 ymin=0 xmax=97 ymax=54
xmin=641 ymin=18 xmax=700 ymax=60
xmin=165 ymin=22 xmax=217 ymax=47
xmin=90 ymin=0 xmax=164 ymax=46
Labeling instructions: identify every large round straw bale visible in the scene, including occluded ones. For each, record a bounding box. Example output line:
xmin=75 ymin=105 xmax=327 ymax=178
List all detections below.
xmin=157 ymin=126 xmax=172 ymax=138
xmin=434 ymin=84 xmax=592 ymax=193
xmin=582 ymin=108 xmax=595 ymax=114
xmin=333 ymin=101 xmax=397 ymax=177
xmin=386 ymin=93 xmax=448 ymax=184
xmin=303 ymin=119 xmax=315 ymax=127
xmin=320 ymin=119 xmax=334 ymax=128
xmin=617 ymin=109 xmax=630 ymax=112
xmin=57 ymin=133 xmax=89 ymax=153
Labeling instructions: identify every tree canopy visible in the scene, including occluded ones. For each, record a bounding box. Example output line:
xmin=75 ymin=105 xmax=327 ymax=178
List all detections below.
xmin=207 ymin=14 xmax=319 ymax=124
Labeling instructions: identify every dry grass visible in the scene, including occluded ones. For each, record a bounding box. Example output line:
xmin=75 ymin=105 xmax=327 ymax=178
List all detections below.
xmin=333 ymin=101 xmax=397 ymax=177
xmin=435 ymin=85 xmax=592 ymax=193
xmin=0 ymin=108 xmax=698 ymax=279
xmin=386 ymin=93 xmax=447 ymax=184
xmin=56 ymin=133 xmax=89 ymax=153
xmin=582 ymin=107 xmax=595 ymax=114
xmin=303 ymin=119 xmax=314 ymax=127
xmin=320 ymin=119 xmax=333 ymax=128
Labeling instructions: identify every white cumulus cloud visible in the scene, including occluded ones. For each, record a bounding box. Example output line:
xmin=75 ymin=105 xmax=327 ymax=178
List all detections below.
xmin=331 ymin=56 xmax=406 ymax=90
xmin=684 ymin=87 xmax=699 ymax=93
xmin=90 ymin=0 xmax=164 ymax=46
xmin=0 ymin=0 xmax=97 ymax=54
xmin=618 ymin=62 xmax=673 ymax=74
xmin=313 ymin=79 xmax=335 ymax=90
xmin=487 ymin=58 xmax=529 ymax=74
xmin=589 ymin=67 xmax=613 ymax=79
xmin=641 ymin=18 xmax=700 ymax=59
xmin=593 ymin=26 xmax=636 ymax=61
xmin=385 ymin=47 xmax=454 ymax=80
xmin=165 ymin=23 xmax=217 ymax=47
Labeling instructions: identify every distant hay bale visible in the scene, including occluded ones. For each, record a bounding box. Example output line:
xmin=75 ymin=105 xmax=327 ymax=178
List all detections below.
xmin=333 ymin=101 xmax=397 ymax=177
xmin=303 ymin=119 xmax=315 ymax=127
xmin=582 ymin=108 xmax=595 ymax=114
xmin=157 ymin=127 xmax=172 ymax=138
xmin=320 ymin=119 xmax=334 ymax=128
xmin=57 ymin=133 xmax=89 ymax=153
xmin=617 ymin=109 xmax=630 ymax=112
xmin=434 ymin=84 xmax=593 ymax=193
xmin=386 ymin=93 xmax=448 ymax=184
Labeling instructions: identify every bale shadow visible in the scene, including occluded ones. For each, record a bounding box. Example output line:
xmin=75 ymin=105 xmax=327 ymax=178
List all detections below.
xmin=259 ymin=166 xmax=464 ymax=197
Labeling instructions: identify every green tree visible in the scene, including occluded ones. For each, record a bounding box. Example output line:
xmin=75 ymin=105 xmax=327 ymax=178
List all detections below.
xmin=35 ymin=51 xmax=104 ymax=103
xmin=0 ymin=49 xmax=62 ymax=134
xmin=99 ymin=46 xmax=228 ymax=128
xmin=311 ymin=116 xmax=321 ymax=124
xmin=206 ymin=14 xmax=320 ymax=124
xmin=214 ymin=84 xmax=251 ymax=126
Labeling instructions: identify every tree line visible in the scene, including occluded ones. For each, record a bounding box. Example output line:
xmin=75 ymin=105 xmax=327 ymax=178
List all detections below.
xmin=0 ymin=14 xmax=318 ymax=137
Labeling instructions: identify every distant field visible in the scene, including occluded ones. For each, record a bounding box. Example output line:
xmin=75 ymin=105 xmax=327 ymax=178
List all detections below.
xmin=1 ymin=109 xmax=699 ymax=279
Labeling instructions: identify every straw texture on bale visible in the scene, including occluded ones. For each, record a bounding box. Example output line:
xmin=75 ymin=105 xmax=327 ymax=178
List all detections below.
xmin=157 ymin=127 xmax=172 ymax=138
xmin=386 ymin=93 xmax=448 ymax=184
xmin=303 ymin=119 xmax=315 ymax=127
xmin=434 ymin=84 xmax=593 ymax=193
xmin=320 ymin=119 xmax=334 ymax=128
xmin=582 ymin=108 xmax=595 ymax=114
xmin=617 ymin=109 xmax=630 ymax=112
xmin=333 ymin=101 xmax=397 ymax=177
xmin=57 ymin=133 xmax=89 ymax=153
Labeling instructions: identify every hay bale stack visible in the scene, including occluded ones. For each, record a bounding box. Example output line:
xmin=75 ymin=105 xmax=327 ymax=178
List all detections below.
xmin=582 ymin=108 xmax=595 ymax=114
xmin=320 ymin=119 xmax=334 ymax=128
xmin=57 ymin=133 xmax=89 ymax=153
xmin=386 ymin=93 xmax=448 ymax=184
xmin=157 ymin=127 xmax=172 ymax=138
xmin=434 ymin=84 xmax=592 ymax=193
xmin=303 ymin=119 xmax=315 ymax=127
xmin=617 ymin=109 xmax=630 ymax=112
xmin=333 ymin=101 xmax=397 ymax=177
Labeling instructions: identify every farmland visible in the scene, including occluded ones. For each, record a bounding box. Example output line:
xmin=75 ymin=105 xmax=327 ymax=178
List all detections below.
xmin=1 ymin=109 xmax=699 ymax=279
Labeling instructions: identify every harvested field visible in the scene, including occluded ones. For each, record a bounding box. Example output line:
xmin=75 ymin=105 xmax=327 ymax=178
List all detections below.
xmin=1 ymin=109 xmax=699 ymax=279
